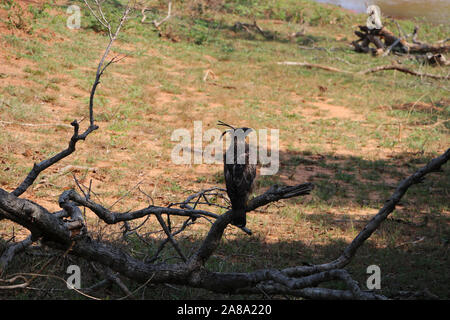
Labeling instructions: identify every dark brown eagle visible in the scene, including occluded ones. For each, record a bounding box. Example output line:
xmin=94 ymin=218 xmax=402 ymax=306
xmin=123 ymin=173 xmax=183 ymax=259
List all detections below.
xmin=218 ymin=121 xmax=257 ymax=228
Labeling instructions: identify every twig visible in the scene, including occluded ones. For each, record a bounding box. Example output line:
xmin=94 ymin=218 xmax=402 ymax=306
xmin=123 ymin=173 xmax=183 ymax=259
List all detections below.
xmin=0 ymin=121 xmax=72 ymax=128
xmin=4 ymin=272 xmax=101 ymax=299
xmin=382 ymin=37 xmax=402 ymax=57
xmin=395 ymin=236 xmax=426 ymax=248
xmin=203 ymin=69 xmax=215 ymax=82
xmin=360 ymin=65 xmax=449 ymax=80
xmin=277 ymin=61 xmax=352 ymax=74
xmin=107 ymin=178 xmax=145 ymax=210
xmin=118 ymin=273 xmax=155 ymax=300
xmin=146 ymin=217 xmax=194 ymax=263
xmin=1 ymin=243 xmax=73 ymax=290
xmin=152 ymin=1 xmax=172 ymax=28
xmin=155 ymin=213 xmax=187 ymax=262
xmin=300 ymin=148 xmax=449 ymax=272
xmin=11 ymin=3 xmax=134 ymax=197
xmin=60 ymin=165 xmax=98 ymax=175
xmin=0 ymin=235 xmax=33 ymax=275
xmin=411 ymin=26 xmax=423 ymax=45
xmin=91 ymin=262 xmax=134 ymax=298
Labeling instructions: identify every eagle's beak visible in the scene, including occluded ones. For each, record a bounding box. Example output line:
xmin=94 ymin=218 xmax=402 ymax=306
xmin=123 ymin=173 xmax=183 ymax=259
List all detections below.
xmin=220 ymin=129 xmax=232 ymax=139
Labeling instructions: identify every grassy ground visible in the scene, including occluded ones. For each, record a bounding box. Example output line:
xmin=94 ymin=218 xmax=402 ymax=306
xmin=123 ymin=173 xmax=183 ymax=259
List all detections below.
xmin=0 ymin=0 xmax=449 ymax=299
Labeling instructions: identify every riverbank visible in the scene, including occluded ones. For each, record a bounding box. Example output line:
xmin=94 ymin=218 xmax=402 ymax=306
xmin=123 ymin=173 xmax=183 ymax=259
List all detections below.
xmin=315 ymin=0 xmax=450 ymax=25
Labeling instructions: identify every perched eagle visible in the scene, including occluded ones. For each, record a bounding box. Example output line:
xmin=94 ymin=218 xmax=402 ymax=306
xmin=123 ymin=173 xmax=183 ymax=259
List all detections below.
xmin=218 ymin=121 xmax=257 ymax=228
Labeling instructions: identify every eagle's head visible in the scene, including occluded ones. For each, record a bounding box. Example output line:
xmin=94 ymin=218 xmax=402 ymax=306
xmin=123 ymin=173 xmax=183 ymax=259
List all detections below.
xmin=218 ymin=121 xmax=253 ymax=139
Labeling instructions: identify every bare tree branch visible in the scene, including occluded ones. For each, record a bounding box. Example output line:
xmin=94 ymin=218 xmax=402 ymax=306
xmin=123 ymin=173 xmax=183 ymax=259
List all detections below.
xmin=282 ymin=148 xmax=450 ymax=276
xmin=155 ymin=213 xmax=187 ymax=262
xmin=277 ymin=61 xmax=449 ymax=80
xmin=0 ymin=144 xmax=447 ymax=299
xmin=90 ymin=262 xmax=134 ymax=298
xmin=360 ymin=65 xmax=449 ymax=80
xmin=153 ymin=1 xmax=172 ymax=28
xmin=11 ymin=2 xmax=134 ymax=198
xmin=12 ymin=121 xmax=98 ymax=197
xmin=0 ymin=235 xmax=33 ymax=275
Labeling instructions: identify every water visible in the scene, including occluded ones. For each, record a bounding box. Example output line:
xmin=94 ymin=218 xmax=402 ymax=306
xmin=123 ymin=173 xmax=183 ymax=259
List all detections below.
xmin=314 ymin=0 xmax=450 ymax=25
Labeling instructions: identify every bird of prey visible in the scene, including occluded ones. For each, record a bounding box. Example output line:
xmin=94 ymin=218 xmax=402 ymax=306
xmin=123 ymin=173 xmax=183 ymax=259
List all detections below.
xmin=218 ymin=121 xmax=257 ymax=228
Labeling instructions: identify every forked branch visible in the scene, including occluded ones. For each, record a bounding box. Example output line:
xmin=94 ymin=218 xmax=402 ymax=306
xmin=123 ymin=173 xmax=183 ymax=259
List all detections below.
xmin=141 ymin=1 xmax=173 ymax=28
xmin=12 ymin=2 xmax=134 ymax=197
xmin=153 ymin=1 xmax=172 ymax=28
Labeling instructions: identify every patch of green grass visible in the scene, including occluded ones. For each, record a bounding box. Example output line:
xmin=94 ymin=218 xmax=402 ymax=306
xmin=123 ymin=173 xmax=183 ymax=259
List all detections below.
xmin=160 ymin=80 xmax=182 ymax=95
xmin=334 ymin=170 xmax=356 ymax=183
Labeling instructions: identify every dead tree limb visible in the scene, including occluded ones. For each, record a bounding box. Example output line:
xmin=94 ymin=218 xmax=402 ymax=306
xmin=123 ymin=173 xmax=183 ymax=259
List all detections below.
xmin=189 ymin=183 xmax=314 ymax=267
xmin=233 ymin=20 xmax=273 ymax=39
xmin=282 ymin=148 xmax=450 ymax=275
xmin=154 ymin=213 xmax=187 ymax=262
xmin=12 ymin=2 xmax=133 ymax=198
xmin=411 ymin=26 xmax=423 ymax=45
xmin=353 ymin=25 xmax=450 ymax=55
xmin=277 ymin=61 xmax=449 ymax=80
xmin=0 ymin=120 xmax=72 ymax=128
xmin=359 ymin=65 xmax=449 ymax=80
xmin=11 ymin=120 xmax=98 ymax=197
xmin=90 ymin=262 xmax=134 ymax=298
xmin=277 ymin=61 xmax=352 ymax=74
xmin=14 ymin=147 xmax=450 ymax=298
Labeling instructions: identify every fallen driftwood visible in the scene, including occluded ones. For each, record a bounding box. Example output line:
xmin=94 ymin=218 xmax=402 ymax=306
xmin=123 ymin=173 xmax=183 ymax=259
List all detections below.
xmin=352 ymin=25 xmax=450 ymax=57
xmin=277 ymin=61 xmax=449 ymax=80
